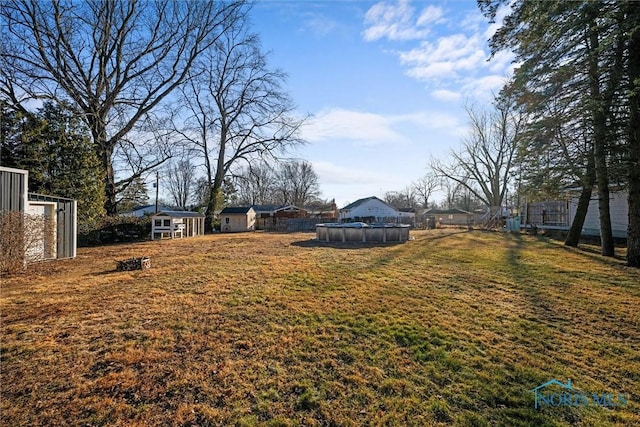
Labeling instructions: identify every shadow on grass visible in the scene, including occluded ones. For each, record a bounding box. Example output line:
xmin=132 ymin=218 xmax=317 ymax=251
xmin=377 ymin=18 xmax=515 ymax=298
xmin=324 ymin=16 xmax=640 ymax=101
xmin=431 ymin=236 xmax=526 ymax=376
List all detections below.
xmin=420 ymin=228 xmax=473 ymax=241
xmin=558 ymin=241 xmax=629 ymax=267
xmin=87 ymin=269 xmax=119 ymax=276
xmin=503 ymin=232 xmax=570 ymax=333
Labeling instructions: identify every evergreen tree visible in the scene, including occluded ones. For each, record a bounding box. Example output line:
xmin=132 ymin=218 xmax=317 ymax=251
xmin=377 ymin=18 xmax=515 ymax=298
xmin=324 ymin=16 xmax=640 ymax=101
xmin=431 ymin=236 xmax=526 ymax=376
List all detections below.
xmin=479 ymin=0 xmax=631 ymax=257
xmin=0 ymin=101 xmax=105 ymax=226
xmin=116 ymin=176 xmax=150 ymax=213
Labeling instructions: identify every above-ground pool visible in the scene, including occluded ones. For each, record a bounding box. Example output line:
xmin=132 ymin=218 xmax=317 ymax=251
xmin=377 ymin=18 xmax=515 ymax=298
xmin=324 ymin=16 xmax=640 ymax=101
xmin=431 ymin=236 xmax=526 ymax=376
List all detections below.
xmin=316 ymin=222 xmax=410 ymax=243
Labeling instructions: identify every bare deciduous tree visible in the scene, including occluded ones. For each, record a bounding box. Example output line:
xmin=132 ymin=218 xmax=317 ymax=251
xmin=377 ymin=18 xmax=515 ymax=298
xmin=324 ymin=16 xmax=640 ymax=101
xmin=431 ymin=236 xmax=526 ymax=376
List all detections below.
xmin=413 ymin=173 xmax=439 ymax=209
xmin=175 ymin=18 xmax=305 ymax=230
xmin=432 ymin=96 xmax=523 ymax=215
xmin=234 ymin=162 xmax=276 ymax=206
xmin=1 ymin=0 xmax=244 ymax=214
xmin=274 ymin=160 xmax=320 ymax=207
xmin=166 ymin=159 xmax=196 ymax=209
xmin=384 ymin=187 xmax=418 ymax=209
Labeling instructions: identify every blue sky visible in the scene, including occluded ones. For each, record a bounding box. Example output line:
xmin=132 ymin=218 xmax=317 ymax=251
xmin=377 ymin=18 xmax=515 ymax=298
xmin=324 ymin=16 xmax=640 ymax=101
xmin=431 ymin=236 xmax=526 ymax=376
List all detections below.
xmin=249 ymin=0 xmax=514 ymax=207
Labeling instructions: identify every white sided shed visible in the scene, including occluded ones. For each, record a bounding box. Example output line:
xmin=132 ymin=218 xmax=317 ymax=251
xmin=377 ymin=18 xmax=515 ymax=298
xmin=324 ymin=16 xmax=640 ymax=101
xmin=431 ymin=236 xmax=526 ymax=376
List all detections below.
xmin=151 ymin=211 xmax=205 ymax=240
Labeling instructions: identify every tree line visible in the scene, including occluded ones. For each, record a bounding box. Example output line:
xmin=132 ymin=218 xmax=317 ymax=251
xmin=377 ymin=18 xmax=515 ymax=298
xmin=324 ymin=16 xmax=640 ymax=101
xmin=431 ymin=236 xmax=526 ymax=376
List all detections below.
xmin=163 ymin=158 xmax=325 ymax=211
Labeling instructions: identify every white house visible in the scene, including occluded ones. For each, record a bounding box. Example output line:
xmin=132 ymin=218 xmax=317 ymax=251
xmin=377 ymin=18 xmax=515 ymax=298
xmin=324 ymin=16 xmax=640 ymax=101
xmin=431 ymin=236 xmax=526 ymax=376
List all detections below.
xmin=339 ymin=196 xmax=402 ymax=223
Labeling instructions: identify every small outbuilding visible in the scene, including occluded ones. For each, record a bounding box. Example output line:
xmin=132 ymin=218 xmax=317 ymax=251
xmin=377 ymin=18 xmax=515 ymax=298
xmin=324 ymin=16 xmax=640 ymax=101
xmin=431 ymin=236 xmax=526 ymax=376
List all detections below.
xmin=0 ymin=166 xmax=77 ymax=263
xmin=219 ymin=206 xmax=256 ymax=232
xmin=423 ymin=208 xmax=475 ymax=227
xmin=151 ymin=211 xmax=205 ymax=240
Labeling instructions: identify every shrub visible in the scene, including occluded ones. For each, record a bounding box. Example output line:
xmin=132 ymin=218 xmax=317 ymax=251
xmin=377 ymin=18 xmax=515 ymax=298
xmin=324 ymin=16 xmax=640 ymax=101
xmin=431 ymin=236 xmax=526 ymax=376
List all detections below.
xmin=78 ymin=215 xmax=151 ymax=246
xmin=1 ymin=210 xmax=52 ymax=276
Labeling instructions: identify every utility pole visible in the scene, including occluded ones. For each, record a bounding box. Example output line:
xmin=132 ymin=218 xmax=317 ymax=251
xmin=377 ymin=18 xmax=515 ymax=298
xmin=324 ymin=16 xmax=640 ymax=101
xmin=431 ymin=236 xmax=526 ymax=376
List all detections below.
xmin=154 ymin=171 xmax=159 ymax=213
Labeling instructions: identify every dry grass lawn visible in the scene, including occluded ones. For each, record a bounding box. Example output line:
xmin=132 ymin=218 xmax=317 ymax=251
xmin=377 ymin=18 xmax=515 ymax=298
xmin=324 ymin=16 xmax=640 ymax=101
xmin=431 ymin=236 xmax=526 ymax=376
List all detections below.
xmin=1 ymin=229 xmax=639 ymax=426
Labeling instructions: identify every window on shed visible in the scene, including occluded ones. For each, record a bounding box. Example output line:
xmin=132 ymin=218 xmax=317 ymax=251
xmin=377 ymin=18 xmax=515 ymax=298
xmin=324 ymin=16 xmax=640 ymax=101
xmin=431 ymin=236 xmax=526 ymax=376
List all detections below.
xmin=154 ymin=219 xmax=161 ymax=227
xmin=164 ymin=219 xmax=170 ymax=226
xmin=225 ymin=217 xmax=230 ymax=224
xmin=448 ymin=215 xmax=454 ymax=219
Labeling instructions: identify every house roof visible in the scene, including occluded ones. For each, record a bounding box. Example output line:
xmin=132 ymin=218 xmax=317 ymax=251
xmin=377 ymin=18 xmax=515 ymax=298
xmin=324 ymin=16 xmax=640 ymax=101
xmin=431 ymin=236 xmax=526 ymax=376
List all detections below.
xmin=251 ymin=204 xmax=280 ymax=212
xmin=341 ymin=196 xmax=396 ymax=211
xmin=220 ymin=206 xmax=254 ymax=214
xmin=274 ymin=204 xmax=306 ymax=212
xmin=399 ymin=207 xmax=416 ymax=213
xmin=154 ymin=210 xmax=204 ymax=218
xmin=424 ymin=208 xmax=473 ymax=215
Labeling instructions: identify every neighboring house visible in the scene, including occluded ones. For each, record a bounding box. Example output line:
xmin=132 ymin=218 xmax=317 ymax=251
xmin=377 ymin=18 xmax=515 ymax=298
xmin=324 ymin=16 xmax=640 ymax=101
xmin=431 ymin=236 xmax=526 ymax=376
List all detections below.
xmin=520 ymin=187 xmax=628 ymax=238
xmin=151 ymin=211 xmax=205 ymax=240
xmin=121 ymin=204 xmax=171 ymax=217
xmin=423 ymin=208 xmax=475 ymax=227
xmin=0 ymin=166 xmax=77 ymax=263
xmin=252 ymin=204 xmax=280 ymax=219
xmin=567 ymin=188 xmax=628 ymax=238
xmin=219 ymin=206 xmax=256 ymax=232
xmin=305 ymin=200 xmax=338 ymax=219
xmin=339 ymin=196 xmax=402 ymax=223
xmin=251 ymin=204 xmax=279 ymax=231
xmin=274 ymin=205 xmax=308 ymax=219
xmin=252 ymin=204 xmax=312 ymax=230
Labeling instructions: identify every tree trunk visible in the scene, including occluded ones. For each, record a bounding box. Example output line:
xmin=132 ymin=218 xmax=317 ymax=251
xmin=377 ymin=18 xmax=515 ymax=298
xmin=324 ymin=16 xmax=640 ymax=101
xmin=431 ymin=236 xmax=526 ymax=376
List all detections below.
xmin=627 ymin=1 xmax=640 ymax=267
xmin=205 ymin=125 xmax=227 ymax=232
xmin=587 ymin=8 xmax=615 ymax=257
xmin=90 ymin=120 xmax=117 ymax=215
xmin=565 ymin=148 xmax=596 ymax=247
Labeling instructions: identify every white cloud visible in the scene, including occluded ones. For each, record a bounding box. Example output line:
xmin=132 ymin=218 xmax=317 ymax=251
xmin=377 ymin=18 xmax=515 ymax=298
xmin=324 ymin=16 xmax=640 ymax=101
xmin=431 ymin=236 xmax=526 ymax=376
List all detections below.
xmin=416 ymin=5 xmax=445 ymax=26
xmin=300 ymin=12 xmax=340 ymax=37
xmin=362 ymin=1 xmax=515 ymax=103
xmin=399 ymin=34 xmax=487 ymax=80
xmin=312 ymin=160 xmax=395 ymax=185
xmin=461 ymin=74 xmax=508 ymax=99
xmin=363 ymin=0 xmax=443 ymax=41
xmin=302 ymin=108 xmax=405 ymax=145
xmin=302 ymin=108 xmax=465 ymax=145
xmin=488 ymin=49 xmax=516 ymax=74
xmin=432 ymin=89 xmax=462 ymax=102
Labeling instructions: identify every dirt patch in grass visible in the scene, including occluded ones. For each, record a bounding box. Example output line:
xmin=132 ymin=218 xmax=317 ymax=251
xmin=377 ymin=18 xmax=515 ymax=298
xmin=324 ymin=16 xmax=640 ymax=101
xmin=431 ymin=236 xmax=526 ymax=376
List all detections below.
xmin=1 ymin=230 xmax=639 ymax=426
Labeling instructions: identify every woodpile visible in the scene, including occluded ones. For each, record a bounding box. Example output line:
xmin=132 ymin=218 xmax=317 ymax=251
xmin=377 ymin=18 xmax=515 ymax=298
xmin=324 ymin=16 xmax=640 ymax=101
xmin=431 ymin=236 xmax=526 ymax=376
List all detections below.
xmin=116 ymin=257 xmax=151 ymax=271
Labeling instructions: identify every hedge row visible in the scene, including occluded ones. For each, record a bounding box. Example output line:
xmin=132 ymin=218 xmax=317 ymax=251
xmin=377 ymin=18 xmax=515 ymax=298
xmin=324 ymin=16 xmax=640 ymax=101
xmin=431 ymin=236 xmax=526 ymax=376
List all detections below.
xmin=78 ymin=216 xmax=151 ymax=247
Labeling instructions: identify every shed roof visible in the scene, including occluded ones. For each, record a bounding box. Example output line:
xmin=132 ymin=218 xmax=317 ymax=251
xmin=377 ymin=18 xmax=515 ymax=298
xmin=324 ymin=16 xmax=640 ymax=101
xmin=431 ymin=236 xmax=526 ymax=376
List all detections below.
xmin=154 ymin=210 xmax=204 ymax=218
xmin=220 ymin=206 xmax=254 ymax=214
